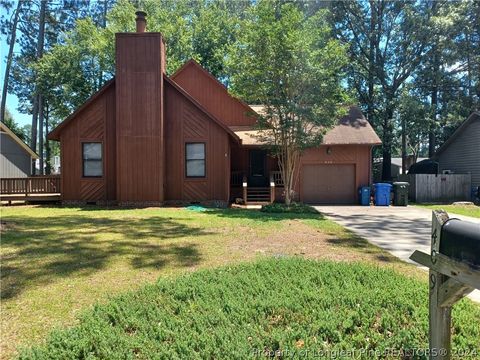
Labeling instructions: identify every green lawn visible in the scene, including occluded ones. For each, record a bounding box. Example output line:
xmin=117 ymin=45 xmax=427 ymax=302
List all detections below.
xmin=415 ymin=204 xmax=480 ymax=218
xmin=1 ymin=205 xmax=404 ymax=359
xmin=18 ymin=258 xmax=480 ymax=359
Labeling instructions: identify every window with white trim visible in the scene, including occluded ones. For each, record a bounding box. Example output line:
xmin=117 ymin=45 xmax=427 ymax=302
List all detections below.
xmin=185 ymin=143 xmax=205 ymax=177
xmin=82 ymin=143 xmax=103 ymax=177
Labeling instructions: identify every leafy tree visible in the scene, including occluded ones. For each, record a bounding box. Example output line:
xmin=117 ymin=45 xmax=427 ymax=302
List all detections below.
xmin=332 ymin=0 xmax=431 ymax=180
xmin=2 ymin=108 xmax=28 ymax=142
xmin=229 ymin=1 xmax=348 ymax=205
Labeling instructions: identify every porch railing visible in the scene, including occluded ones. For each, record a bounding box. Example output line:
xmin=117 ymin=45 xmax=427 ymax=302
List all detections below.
xmin=0 ymin=176 xmax=61 ymax=195
xmin=231 ymin=171 xmax=244 ymax=187
xmin=270 ymin=171 xmax=284 ymax=187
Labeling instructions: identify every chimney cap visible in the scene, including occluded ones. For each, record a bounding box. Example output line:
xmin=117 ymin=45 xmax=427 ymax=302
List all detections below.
xmin=135 ymin=10 xmax=147 ymax=18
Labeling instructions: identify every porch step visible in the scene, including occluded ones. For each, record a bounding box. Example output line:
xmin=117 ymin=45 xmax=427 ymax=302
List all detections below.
xmin=246 ymin=187 xmax=271 ymax=203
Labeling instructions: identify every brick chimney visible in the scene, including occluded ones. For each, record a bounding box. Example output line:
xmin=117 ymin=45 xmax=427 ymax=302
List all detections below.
xmin=135 ymin=10 xmax=147 ymax=33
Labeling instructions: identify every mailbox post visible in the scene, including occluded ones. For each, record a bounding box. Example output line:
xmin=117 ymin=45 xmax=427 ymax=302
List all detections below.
xmin=410 ymin=210 xmax=480 ymax=360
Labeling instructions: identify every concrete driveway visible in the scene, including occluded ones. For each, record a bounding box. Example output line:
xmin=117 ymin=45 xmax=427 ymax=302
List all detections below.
xmin=314 ymin=205 xmax=480 ymax=302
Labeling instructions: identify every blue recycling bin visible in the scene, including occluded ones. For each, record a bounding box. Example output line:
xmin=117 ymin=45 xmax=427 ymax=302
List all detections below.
xmin=358 ymin=186 xmax=370 ymax=206
xmin=374 ymin=183 xmax=392 ymax=206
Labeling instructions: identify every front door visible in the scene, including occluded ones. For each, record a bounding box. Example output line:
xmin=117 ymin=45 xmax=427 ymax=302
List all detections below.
xmin=249 ymin=149 xmax=268 ymax=187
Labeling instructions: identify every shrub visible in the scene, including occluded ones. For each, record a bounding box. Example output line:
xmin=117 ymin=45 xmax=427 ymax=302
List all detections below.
xmin=261 ymin=202 xmax=318 ymax=214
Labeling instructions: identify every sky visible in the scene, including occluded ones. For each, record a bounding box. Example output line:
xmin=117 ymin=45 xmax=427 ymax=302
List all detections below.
xmin=1 ymin=2 xmax=33 ymax=127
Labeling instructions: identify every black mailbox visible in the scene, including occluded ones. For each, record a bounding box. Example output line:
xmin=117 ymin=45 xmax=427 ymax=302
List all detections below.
xmin=439 ymin=219 xmax=480 ymax=268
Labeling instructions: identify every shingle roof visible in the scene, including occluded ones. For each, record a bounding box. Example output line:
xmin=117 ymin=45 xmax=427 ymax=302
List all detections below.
xmin=232 ymin=106 xmax=381 ymax=146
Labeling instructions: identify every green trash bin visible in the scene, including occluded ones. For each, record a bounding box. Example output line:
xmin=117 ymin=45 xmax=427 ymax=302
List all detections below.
xmin=393 ymin=182 xmax=409 ymax=206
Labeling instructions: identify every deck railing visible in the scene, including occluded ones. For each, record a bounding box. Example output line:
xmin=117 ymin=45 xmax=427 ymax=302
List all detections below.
xmin=0 ymin=176 xmax=61 ymax=195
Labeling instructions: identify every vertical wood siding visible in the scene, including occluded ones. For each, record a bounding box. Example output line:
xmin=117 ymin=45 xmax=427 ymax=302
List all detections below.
xmin=436 ymin=117 xmax=480 ymax=187
xmin=172 ymin=61 xmax=257 ymax=127
xmin=59 ymin=84 xmax=116 ymax=202
xmin=115 ymin=33 xmax=166 ymax=203
xmin=164 ymin=81 xmax=230 ymax=202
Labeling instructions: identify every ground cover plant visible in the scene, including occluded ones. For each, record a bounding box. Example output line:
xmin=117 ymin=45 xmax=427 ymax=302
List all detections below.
xmin=261 ymin=202 xmax=318 ymax=214
xmin=1 ymin=205 xmax=405 ymax=359
xmin=18 ymin=258 xmax=480 ymax=359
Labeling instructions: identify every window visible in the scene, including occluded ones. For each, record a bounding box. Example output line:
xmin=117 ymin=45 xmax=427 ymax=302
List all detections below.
xmin=185 ymin=143 xmax=205 ymax=177
xmin=82 ymin=143 xmax=103 ymax=177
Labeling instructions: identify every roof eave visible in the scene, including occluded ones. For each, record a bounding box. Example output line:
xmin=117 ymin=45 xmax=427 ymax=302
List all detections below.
xmin=164 ymin=75 xmax=241 ymax=143
xmin=47 ymin=78 xmax=115 ymax=141
xmin=0 ymin=122 xmax=39 ymax=159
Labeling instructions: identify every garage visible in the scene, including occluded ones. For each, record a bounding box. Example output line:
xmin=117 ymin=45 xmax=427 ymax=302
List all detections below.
xmin=301 ymin=164 xmax=356 ymax=204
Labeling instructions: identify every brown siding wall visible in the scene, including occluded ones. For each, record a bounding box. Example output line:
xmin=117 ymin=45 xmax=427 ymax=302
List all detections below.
xmin=59 ymin=84 xmax=116 ymax=202
xmin=172 ymin=62 xmax=256 ymax=127
xmin=115 ymin=33 xmax=166 ymax=203
xmin=164 ymin=81 xmax=230 ymax=202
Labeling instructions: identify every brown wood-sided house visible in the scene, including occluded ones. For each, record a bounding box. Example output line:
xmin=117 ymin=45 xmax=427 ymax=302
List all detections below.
xmin=48 ymin=12 xmax=381 ymax=206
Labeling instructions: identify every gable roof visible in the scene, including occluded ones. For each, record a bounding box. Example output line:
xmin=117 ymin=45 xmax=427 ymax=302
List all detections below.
xmin=0 ymin=121 xmax=39 ymax=159
xmin=323 ymin=106 xmax=381 ymax=145
xmin=171 ymin=59 xmax=258 ymax=126
xmin=232 ymin=106 xmax=381 ymax=146
xmin=48 ymin=79 xmax=115 ymax=141
xmin=433 ymin=111 xmax=480 ymax=157
xmin=164 ymin=75 xmax=240 ymax=142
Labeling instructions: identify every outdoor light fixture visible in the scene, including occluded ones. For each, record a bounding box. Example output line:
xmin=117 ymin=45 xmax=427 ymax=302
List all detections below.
xmin=326 ymin=147 xmax=332 ymax=155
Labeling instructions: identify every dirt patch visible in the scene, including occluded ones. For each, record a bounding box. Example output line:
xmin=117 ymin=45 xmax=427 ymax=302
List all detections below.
xmin=226 ymin=220 xmax=380 ymax=263
xmin=0 ymin=221 xmax=16 ymax=233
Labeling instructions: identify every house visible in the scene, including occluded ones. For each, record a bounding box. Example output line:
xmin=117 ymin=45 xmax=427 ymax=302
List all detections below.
xmin=0 ymin=121 xmax=38 ymax=178
xmin=47 ymin=11 xmax=381 ymax=206
xmin=373 ymin=156 xmax=427 ymax=182
xmin=432 ymin=111 xmax=480 ymax=188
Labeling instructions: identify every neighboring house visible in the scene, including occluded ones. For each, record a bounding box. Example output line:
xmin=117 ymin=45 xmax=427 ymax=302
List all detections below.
xmin=432 ymin=111 xmax=480 ymax=188
xmin=373 ymin=156 xmax=427 ymax=182
xmin=48 ymin=12 xmax=381 ymax=206
xmin=0 ymin=122 xmax=38 ymax=178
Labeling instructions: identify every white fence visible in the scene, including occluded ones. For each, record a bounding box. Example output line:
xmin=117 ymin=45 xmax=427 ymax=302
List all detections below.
xmin=399 ymin=174 xmax=471 ymax=203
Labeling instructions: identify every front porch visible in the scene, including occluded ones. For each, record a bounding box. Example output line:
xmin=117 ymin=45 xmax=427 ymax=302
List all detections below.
xmin=230 ymin=146 xmax=283 ymax=204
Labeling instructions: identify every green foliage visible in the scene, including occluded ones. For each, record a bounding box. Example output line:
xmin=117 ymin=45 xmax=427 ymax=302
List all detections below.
xmin=2 ymin=108 xmax=28 ymax=142
xmin=261 ymin=202 xmax=318 ymax=214
xmin=18 ymin=258 xmax=480 ymax=359
xmin=229 ymin=1 xmax=348 ymax=204
xmin=229 ymin=1 xmax=349 ymax=147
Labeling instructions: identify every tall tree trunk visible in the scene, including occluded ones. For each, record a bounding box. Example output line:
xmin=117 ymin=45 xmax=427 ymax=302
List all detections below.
xmin=366 ymin=0 xmax=376 ymax=125
xmin=428 ymin=1 xmax=438 ymax=158
xmin=1 ymin=0 xmax=22 ymax=123
xmin=45 ymin=104 xmax=51 ymax=174
xmin=381 ymin=102 xmax=394 ymax=181
xmin=31 ymin=97 xmax=39 ymax=173
xmin=35 ymin=0 xmax=47 ymax=174
xmin=428 ymin=48 xmax=439 ymax=158
xmin=38 ymin=95 xmax=44 ymax=174
xmin=401 ymin=115 xmax=406 ymax=174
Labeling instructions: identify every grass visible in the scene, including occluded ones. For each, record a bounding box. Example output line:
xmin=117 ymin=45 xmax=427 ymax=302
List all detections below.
xmin=1 ymin=205 xmax=408 ymax=359
xmin=17 ymin=258 xmax=480 ymax=359
xmin=414 ymin=204 xmax=480 ymax=218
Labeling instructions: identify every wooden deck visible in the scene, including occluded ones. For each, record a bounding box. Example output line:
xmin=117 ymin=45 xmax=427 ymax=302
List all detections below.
xmin=1 ymin=176 xmax=61 ymax=203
